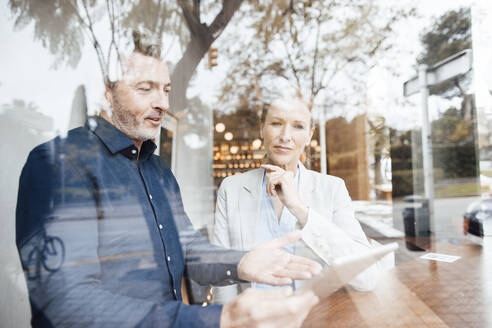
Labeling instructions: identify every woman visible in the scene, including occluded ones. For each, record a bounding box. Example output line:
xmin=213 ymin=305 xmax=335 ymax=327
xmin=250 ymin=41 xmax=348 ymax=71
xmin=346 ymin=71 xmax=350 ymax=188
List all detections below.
xmin=212 ymin=83 xmax=380 ymax=303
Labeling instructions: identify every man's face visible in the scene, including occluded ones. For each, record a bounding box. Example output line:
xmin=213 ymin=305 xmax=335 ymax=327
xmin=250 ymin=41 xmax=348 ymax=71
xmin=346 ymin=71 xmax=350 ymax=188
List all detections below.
xmin=108 ymin=52 xmax=171 ymax=142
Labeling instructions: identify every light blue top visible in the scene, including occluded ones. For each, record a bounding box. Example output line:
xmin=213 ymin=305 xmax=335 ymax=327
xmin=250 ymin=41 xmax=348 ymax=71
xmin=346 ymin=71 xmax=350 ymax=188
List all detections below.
xmin=254 ymin=166 xmax=300 ymax=290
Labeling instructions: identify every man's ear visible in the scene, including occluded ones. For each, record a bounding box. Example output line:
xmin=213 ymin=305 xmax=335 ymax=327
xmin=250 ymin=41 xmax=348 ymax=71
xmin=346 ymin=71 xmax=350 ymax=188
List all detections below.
xmin=104 ymin=87 xmax=113 ymax=108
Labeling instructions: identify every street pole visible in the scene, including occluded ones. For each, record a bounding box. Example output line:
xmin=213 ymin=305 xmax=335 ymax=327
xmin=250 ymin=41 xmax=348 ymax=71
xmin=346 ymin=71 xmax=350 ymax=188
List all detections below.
xmin=418 ymin=64 xmax=435 ymax=231
xmin=404 ymin=50 xmax=472 ymax=234
xmin=319 ymin=109 xmax=327 ymax=175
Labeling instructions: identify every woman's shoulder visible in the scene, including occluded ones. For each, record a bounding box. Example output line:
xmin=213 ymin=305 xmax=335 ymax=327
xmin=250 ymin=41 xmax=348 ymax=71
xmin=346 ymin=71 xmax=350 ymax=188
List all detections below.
xmin=219 ymin=168 xmax=264 ymax=190
xmin=302 ymin=167 xmax=346 ymax=190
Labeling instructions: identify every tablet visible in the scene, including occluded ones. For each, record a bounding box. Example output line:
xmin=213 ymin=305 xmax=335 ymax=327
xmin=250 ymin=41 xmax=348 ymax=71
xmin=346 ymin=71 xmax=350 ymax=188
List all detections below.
xmin=297 ymin=242 xmax=398 ymax=299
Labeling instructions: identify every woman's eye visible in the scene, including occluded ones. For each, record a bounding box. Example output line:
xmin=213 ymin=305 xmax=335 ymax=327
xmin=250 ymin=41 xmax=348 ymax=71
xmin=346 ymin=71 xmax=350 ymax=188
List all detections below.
xmin=164 ymin=88 xmax=171 ymax=94
xmin=295 ymin=125 xmax=305 ymax=129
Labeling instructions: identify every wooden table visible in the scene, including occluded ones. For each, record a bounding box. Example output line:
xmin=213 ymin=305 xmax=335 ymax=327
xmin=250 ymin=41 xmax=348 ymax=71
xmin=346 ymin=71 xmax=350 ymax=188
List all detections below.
xmin=303 ymin=237 xmax=492 ymax=328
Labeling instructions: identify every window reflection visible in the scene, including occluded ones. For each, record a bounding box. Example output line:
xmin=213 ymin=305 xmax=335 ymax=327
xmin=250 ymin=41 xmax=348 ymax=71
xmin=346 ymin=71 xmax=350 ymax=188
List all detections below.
xmin=1 ymin=1 xmax=492 ymax=327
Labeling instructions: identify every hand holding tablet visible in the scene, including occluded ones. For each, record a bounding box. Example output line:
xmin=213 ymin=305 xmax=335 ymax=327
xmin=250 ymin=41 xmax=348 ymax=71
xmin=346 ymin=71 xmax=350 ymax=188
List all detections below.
xmin=297 ymin=242 xmax=398 ymax=299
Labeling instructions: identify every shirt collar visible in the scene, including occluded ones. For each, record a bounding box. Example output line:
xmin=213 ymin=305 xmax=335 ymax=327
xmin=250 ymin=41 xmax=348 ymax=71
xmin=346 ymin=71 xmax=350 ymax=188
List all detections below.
xmin=87 ymin=116 xmax=157 ymax=160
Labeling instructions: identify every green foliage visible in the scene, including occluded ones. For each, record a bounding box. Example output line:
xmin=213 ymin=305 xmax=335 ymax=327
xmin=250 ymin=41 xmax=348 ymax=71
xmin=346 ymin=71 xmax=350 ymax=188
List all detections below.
xmin=418 ymin=7 xmax=472 ymax=97
xmin=418 ymin=7 xmax=471 ymax=66
xmin=8 ymin=0 xmax=243 ymax=113
xmin=9 ymin=0 xmax=85 ymax=68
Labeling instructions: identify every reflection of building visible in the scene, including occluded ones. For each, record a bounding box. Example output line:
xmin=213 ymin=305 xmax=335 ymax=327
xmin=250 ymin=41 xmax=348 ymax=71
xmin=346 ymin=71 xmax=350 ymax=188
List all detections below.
xmin=325 ymin=114 xmax=370 ymax=200
xmin=0 ymin=101 xmax=54 ymax=328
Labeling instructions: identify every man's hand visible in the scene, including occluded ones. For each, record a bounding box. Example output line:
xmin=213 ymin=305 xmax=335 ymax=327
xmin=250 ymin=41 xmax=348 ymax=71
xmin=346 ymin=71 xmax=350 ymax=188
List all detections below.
xmin=220 ymin=287 xmax=319 ymax=328
xmin=237 ymin=230 xmax=322 ymax=285
xmin=262 ymin=164 xmax=309 ymax=226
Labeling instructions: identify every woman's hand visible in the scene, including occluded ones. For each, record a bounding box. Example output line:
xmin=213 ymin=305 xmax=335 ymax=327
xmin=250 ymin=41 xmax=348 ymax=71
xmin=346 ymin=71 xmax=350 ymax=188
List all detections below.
xmin=262 ymin=164 xmax=309 ymax=226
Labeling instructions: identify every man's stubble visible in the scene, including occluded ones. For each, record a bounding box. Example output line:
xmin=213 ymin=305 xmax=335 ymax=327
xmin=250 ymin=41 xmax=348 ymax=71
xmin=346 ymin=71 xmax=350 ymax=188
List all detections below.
xmin=111 ymin=93 xmax=160 ymax=142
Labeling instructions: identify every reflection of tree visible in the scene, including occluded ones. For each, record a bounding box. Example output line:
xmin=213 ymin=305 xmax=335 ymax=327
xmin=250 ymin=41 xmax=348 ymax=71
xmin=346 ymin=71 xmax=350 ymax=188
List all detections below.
xmin=8 ymin=0 xmax=242 ymax=114
xmin=431 ymin=107 xmax=479 ymax=180
xmin=417 ymin=7 xmax=479 ymax=186
xmin=218 ymin=1 xmax=414 ymax=115
xmin=2 ymin=99 xmax=39 ymax=113
xmin=418 ymin=7 xmax=472 ymax=100
xmin=368 ymin=116 xmax=389 ymax=186
xmin=0 ymin=99 xmax=52 ymax=134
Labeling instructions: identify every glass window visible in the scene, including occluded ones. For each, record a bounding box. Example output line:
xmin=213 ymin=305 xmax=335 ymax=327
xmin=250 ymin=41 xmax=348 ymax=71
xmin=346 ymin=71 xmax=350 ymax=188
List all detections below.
xmin=2 ymin=1 xmax=492 ymax=327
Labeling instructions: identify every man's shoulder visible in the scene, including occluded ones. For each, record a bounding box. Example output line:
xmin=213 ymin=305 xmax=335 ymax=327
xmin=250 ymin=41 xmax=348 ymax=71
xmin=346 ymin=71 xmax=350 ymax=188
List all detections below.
xmin=28 ymin=126 xmax=97 ymax=163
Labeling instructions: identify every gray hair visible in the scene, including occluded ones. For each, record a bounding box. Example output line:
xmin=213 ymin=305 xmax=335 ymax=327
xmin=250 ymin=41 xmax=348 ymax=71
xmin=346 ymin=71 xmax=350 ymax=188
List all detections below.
xmin=132 ymin=27 xmax=162 ymax=59
xmin=107 ymin=27 xmax=163 ymax=90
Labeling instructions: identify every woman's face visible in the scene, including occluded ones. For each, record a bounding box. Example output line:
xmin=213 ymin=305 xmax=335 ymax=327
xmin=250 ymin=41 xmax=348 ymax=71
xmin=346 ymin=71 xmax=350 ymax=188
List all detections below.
xmin=261 ymin=98 xmax=314 ymax=169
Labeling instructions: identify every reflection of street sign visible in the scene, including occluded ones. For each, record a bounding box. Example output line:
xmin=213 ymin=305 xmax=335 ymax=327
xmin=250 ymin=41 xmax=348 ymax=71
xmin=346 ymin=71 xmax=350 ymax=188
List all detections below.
xmin=404 ymin=49 xmax=472 ymax=97
xmin=403 ymin=49 xmax=473 ymax=233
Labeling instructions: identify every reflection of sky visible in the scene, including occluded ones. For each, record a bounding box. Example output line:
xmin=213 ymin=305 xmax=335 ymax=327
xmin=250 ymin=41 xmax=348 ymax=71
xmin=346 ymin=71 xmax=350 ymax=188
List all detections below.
xmin=0 ymin=0 xmax=486 ymax=132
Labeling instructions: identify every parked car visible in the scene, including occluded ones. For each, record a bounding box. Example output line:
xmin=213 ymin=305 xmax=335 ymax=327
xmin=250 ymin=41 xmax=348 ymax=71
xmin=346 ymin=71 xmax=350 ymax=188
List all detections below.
xmin=463 ymin=197 xmax=492 ymax=237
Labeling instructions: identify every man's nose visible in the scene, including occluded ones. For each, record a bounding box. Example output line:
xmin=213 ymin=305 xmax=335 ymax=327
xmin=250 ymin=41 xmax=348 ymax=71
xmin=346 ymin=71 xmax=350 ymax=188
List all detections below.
xmin=152 ymin=90 xmax=169 ymax=113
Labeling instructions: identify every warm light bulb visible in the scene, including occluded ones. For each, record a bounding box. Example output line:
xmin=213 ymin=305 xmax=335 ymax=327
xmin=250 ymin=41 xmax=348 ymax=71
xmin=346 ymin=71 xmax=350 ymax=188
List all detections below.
xmin=215 ymin=123 xmax=225 ymax=133
xmin=251 ymin=139 xmax=262 ymax=149
xmin=224 ymin=132 xmax=233 ymax=141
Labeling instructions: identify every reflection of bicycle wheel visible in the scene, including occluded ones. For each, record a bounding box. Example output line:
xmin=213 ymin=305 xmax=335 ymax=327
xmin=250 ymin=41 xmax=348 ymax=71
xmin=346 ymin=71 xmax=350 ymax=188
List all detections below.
xmin=26 ymin=248 xmax=40 ymax=280
xmin=42 ymin=236 xmax=65 ymax=272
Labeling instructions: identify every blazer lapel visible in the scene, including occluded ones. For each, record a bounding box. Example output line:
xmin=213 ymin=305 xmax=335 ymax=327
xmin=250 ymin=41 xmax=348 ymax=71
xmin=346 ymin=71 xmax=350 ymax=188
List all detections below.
xmin=238 ymin=168 xmax=263 ymax=250
xmin=298 ymin=162 xmax=316 ymax=206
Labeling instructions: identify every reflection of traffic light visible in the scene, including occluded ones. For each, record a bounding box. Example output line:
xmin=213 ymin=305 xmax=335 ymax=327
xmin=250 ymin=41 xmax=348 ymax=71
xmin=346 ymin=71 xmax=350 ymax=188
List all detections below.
xmin=208 ymin=47 xmax=218 ymax=68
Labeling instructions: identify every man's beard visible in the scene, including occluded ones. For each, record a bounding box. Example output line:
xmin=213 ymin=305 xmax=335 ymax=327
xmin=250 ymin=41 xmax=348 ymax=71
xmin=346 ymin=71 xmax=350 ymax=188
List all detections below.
xmin=111 ymin=98 xmax=160 ymax=142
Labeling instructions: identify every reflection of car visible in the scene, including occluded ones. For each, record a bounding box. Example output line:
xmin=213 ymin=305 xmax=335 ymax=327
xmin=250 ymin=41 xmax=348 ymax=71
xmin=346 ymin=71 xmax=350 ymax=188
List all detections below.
xmin=463 ymin=197 xmax=492 ymax=237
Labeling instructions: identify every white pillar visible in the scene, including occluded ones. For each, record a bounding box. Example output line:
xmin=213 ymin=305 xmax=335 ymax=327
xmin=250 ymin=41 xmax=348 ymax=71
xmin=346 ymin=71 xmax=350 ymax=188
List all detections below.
xmin=319 ymin=109 xmax=327 ymax=175
xmin=418 ymin=64 xmax=435 ymax=232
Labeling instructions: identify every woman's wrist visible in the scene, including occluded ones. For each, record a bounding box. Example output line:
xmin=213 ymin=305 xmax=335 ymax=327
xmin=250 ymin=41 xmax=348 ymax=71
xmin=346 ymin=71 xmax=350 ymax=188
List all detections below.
xmin=289 ymin=201 xmax=309 ymax=227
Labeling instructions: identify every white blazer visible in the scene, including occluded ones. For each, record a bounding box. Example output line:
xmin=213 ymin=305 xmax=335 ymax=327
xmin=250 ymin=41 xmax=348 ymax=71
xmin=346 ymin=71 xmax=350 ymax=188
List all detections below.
xmin=212 ymin=162 xmax=380 ymax=303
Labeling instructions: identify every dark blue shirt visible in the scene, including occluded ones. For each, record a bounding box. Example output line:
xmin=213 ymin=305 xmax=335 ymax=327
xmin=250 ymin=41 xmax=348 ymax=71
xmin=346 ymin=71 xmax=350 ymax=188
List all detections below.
xmin=16 ymin=116 xmax=244 ymax=327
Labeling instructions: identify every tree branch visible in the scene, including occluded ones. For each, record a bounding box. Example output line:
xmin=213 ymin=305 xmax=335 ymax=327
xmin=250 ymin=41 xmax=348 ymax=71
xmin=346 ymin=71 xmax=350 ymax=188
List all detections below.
xmin=280 ymin=34 xmax=301 ymax=91
xmin=178 ymin=0 xmax=203 ymax=37
xmin=209 ymin=0 xmax=242 ymax=39
xmin=310 ymin=15 xmax=322 ymax=107
xmin=79 ymin=0 xmax=109 ymax=86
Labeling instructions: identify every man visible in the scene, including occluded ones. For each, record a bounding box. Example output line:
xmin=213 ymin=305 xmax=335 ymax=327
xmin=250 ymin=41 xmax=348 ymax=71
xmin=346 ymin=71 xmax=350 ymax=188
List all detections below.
xmin=16 ymin=31 xmax=321 ymax=327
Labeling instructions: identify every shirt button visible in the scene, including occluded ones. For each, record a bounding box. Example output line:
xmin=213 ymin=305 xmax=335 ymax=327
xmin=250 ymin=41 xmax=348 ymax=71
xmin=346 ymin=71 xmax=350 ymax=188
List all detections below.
xmin=131 ymin=149 xmax=137 ymax=154
xmin=149 ymin=194 xmax=153 ymax=200
xmin=226 ymin=270 xmax=231 ymax=276
xmin=167 ymin=256 xmax=171 ymax=262
xmin=173 ymin=288 xmax=177 ymax=295
xmin=159 ymin=224 xmax=163 ymax=230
